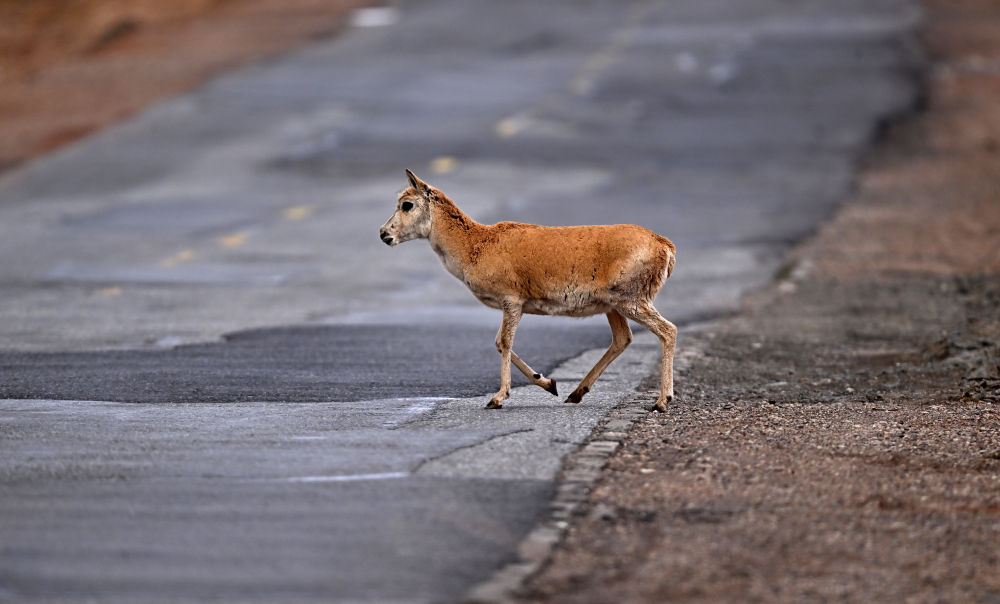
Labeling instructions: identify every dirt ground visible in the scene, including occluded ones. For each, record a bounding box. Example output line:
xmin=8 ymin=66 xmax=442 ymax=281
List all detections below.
xmin=0 ymin=0 xmax=370 ymax=172
xmin=522 ymin=2 xmax=1000 ymax=602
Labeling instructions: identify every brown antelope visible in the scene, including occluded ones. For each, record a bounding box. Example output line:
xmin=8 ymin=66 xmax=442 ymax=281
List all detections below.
xmin=379 ymin=169 xmax=677 ymax=412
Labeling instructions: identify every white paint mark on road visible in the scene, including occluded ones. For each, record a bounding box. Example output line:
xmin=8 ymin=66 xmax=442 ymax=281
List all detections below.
xmin=397 ymin=397 xmax=453 ymax=402
xmin=350 ymin=7 xmax=399 ymax=28
xmin=675 ymin=52 xmax=698 ymax=73
xmin=287 ymin=472 xmax=408 ymax=483
xmin=401 ymin=397 xmax=451 ymax=414
xmin=709 ymin=61 xmax=737 ymax=86
xmin=383 ymin=397 xmax=453 ymax=428
xmin=154 ymin=335 xmax=187 ymax=348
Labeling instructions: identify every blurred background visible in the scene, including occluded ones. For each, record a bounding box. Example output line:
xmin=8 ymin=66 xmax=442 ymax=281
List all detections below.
xmin=0 ymin=0 xmax=371 ymax=171
xmin=0 ymin=0 xmax=920 ymax=353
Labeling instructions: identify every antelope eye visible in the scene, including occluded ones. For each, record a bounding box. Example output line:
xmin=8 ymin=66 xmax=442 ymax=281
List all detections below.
xmin=401 ymin=201 xmax=414 ymax=212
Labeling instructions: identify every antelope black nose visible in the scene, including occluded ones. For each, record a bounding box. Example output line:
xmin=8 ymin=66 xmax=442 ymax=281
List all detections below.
xmin=379 ymin=230 xmax=393 ymax=245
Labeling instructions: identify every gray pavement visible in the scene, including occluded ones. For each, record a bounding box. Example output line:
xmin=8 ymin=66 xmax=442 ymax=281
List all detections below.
xmin=0 ymin=0 xmax=921 ymax=601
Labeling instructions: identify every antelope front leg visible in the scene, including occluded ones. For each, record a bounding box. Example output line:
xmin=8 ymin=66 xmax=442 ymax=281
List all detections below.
xmin=511 ymin=352 xmax=559 ymax=396
xmin=487 ymin=301 xmax=523 ymax=409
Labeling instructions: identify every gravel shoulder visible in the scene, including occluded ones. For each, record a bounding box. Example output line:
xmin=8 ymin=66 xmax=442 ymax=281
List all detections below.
xmin=521 ymin=2 xmax=1000 ymax=602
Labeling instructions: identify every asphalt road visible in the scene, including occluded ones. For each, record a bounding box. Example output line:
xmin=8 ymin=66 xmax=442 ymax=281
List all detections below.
xmin=0 ymin=0 xmax=921 ymax=601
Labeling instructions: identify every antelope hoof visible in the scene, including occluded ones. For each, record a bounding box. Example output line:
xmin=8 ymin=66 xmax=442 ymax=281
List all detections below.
xmin=544 ymin=378 xmax=558 ymax=396
xmin=564 ymin=387 xmax=587 ymax=404
xmin=485 ymin=399 xmax=504 ymax=410
xmin=653 ymin=395 xmax=673 ymax=413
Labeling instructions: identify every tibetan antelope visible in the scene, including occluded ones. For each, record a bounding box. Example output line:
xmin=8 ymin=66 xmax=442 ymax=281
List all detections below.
xmin=379 ymin=170 xmax=677 ymax=412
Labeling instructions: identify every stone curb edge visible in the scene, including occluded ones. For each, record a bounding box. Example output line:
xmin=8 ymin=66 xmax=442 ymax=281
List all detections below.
xmin=462 ymin=331 xmax=706 ymax=603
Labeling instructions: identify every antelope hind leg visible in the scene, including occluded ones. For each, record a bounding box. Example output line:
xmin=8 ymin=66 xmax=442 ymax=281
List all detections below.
xmin=620 ymin=303 xmax=676 ymax=412
xmin=566 ymin=310 xmax=633 ymax=404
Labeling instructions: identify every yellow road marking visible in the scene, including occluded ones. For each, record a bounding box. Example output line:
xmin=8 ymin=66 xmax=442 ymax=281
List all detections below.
xmin=568 ymin=1 xmax=651 ymax=97
xmin=218 ymin=232 xmax=249 ymax=248
xmin=283 ymin=205 xmax=314 ymax=221
xmin=429 ymin=156 xmax=458 ymax=174
xmin=571 ymin=48 xmax=617 ymax=96
xmin=161 ymin=249 xmax=194 ymax=268
xmin=97 ymin=286 xmax=122 ymax=297
xmin=494 ymin=115 xmax=525 ymax=138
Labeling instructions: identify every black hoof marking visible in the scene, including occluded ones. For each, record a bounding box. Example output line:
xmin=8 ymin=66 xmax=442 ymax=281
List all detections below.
xmin=533 ymin=373 xmax=541 ymax=379
xmin=565 ymin=391 xmax=583 ymax=404
xmin=485 ymin=401 xmax=503 ymax=410
xmin=546 ymin=378 xmax=559 ymax=397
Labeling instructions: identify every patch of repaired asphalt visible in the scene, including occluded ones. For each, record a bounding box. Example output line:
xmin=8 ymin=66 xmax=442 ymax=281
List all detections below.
xmin=0 ymin=323 xmax=609 ymax=404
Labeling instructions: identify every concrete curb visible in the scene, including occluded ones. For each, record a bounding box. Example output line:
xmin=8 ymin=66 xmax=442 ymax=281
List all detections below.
xmin=463 ymin=331 xmax=706 ymax=603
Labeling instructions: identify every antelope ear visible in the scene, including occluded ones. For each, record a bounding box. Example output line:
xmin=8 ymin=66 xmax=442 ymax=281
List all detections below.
xmin=405 ymin=169 xmax=431 ymax=196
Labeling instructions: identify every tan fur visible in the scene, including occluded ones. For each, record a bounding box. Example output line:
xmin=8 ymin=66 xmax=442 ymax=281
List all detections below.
xmin=380 ymin=170 xmax=677 ymax=412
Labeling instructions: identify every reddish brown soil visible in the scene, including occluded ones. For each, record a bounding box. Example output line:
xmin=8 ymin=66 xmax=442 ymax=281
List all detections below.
xmin=0 ymin=0 xmax=370 ymax=171
xmin=522 ymin=2 xmax=1000 ymax=602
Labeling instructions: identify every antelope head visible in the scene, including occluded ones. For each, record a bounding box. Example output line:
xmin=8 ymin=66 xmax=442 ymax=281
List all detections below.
xmin=379 ymin=169 xmax=435 ymax=246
